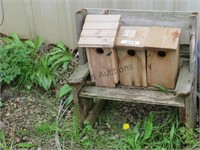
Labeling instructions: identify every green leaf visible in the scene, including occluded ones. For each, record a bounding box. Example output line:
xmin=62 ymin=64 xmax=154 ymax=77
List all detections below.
xmin=2 ymin=37 xmax=15 ymax=44
xmin=170 ymin=123 xmax=175 ymax=141
xmin=65 ymin=93 xmax=73 ymax=107
xmin=58 ymin=84 xmax=72 ymax=98
xmin=153 ymin=83 xmax=168 ymax=93
xmin=51 ymin=55 xmax=72 ymax=70
xmin=15 ymin=142 xmax=37 ymax=148
xmin=56 ymin=42 xmax=66 ymax=51
xmin=34 ymin=36 xmax=44 ymax=50
xmin=25 ymin=40 xmax=35 ymax=49
xmin=143 ymin=113 xmax=153 ymax=141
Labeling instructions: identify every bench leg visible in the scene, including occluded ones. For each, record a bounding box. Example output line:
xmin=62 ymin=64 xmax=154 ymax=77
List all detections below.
xmin=72 ymin=85 xmax=93 ymax=126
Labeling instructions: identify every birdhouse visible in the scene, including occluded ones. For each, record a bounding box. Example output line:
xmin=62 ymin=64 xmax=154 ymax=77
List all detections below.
xmin=115 ymin=26 xmax=150 ymax=86
xmin=145 ymin=27 xmax=181 ymax=89
xmin=78 ymin=15 xmax=121 ymax=87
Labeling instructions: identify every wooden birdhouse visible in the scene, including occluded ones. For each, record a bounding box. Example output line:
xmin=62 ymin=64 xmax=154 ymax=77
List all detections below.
xmin=78 ymin=15 xmax=121 ymax=87
xmin=145 ymin=27 xmax=181 ymax=89
xmin=115 ymin=26 xmax=150 ymax=86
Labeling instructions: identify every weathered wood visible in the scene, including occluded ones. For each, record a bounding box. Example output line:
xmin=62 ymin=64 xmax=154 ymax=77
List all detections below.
xmin=88 ymin=48 xmax=116 ymax=87
xmin=145 ymin=27 xmax=180 ymax=89
xmin=79 ymin=86 xmax=185 ymax=107
xmin=86 ymin=48 xmax=95 ymax=82
xmin=185 ymin=89 xmax=197 ymax=128
xmin=85 ymin=15 xmax=121 ymax=22
xmin=116 ymin=26 xmax=148 ymax=86
xmin=68 ymin=63 xmax=89 ymax=86
xmin=72 ymin=85 xmax=94 ymax=126
xmin=83 ymin=22 xmax=119 ymax=30
xmin=84 ymin=99 xmax=106 ymax=124
xmin=78 ymin=14 xmax=120 ymax=48
xmin=117 ymin=48 xmax=146 ymax=86
xmin=78 ymin=37 xmax=115 ymax=48
xmin=75 ymin=9 xmax=87 ymax=65
xmin=81 ymin=30 xmax=117 ymax=37
xmin=175 ymin=63 xmax=194 ymax=97
xmin=145 ymin=27 xmax=181 ymax=51
xmin=104 ymin=9 xmax=192 ymax=29
xmin=116 ymin=26 xmax=150 ymax=49
xmin=110 ymin=48 xmax=119 ymax=83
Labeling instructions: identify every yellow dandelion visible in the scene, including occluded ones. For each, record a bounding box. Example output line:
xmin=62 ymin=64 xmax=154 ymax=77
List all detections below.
xmin=123 ymin=123 xmax=130 ymax=130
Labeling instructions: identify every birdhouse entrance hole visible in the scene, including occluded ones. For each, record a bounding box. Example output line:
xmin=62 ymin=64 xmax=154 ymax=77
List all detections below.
xmin=157 ymin=51 xmax=166 ymax=57
xmin=127 ymin=49 xmax=136 ymax=56
xmin=96 ymin=48 xmax=104 ymax=54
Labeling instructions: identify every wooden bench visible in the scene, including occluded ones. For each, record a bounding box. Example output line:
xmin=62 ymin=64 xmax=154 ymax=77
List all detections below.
xmin=69 ymin=9 xmax=198 ymax=127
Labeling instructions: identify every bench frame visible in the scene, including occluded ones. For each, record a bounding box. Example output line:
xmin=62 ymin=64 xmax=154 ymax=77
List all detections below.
xmin=69 ymin=9 xmax=199 ymax=127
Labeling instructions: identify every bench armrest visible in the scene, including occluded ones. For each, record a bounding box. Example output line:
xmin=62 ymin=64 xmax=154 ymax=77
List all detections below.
xmin=68 ymin=63 xmax=89 ymax=86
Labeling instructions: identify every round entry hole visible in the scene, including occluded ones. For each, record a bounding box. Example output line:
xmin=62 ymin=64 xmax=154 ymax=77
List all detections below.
xmin=96 ymin=48 xmax=104 ymax=54
xmin=157 ymin=51 xmax=166 ymax=57
xmin=127 ymin=49 xmax=136 ymax=56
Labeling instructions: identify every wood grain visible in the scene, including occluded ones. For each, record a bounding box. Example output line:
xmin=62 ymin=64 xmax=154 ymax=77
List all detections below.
xmin=68 ymin=63 xmax=89 ymax=86
xmin=85 ymin=15 xmax=121 ymax=22
xmin=147 ymin=49 xmax=179 ymax=89
xmin=88 ymin=48 xmax=116 ymax=87
xmin=116 ymin=26 xmax=149 ymax=86
xmin=79 ymin=85 xmax=185 ymax=107
xmin=78 ymin=37 xmax=115 ymax=48
xmin=80 ymin=30 xmax=117 ymax=37
xmin=175 ymin=63 xmax=194 ymax=97
xmin=83 ymin=22 xmax=119 ymax=30
xmin=145 ymin=27 xmax=181 ymax=51
xmin=117 ymin=48 xmax=146 ymax=86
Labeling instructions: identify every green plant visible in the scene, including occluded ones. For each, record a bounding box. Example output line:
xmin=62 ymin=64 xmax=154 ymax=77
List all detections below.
xmin=0 ymin=130 xmax=36 ymax=150
xmin=0 ymin=34 xmax=73 ymax=91
xmin=34 ymin=121 xmax=61 ymax=137
xmin=118 ymin=112 xmax=200 ymax=150
xmin=0 ymin=34 xmax=43 ymax=87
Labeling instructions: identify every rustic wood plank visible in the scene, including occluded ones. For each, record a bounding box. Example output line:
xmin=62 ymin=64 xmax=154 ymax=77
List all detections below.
xmin=146 ymin=47 xmax=179 ymax=89
xmin=85 ymin=15 xmax=121 ymax=22
xmin=78 ymin=37 xmax=115 ymax=48
xmin=110 ymin=48 xmax=119 ymax=83
xmin=68 ymin=63 xmax=89 ymax=86
xmin=117 ymin=48 xmax=146 ymax=86
xmin=145 ymin=27 xmax=181 ymax=51
xmin=79 ymin=86 xmax=185 ymax=107
xmin=75 ymin=9 xmax=87 ymax=65
xmin=86 ymin=48 xmax=95 ymax=82
xmin=80 ymin=30 xmax=117 ymax=37
xmin=175 ymin=63 xmax=194 ymax=97
xmin=83 ymin=22 xmax=119 ymax=30
xmin=116 ymin=26 xmax=150 ymax=49
xmin=88 ymin=48 xmax=115 ymax=87
xmin=84 ymin=99 xmax=106 ymax=124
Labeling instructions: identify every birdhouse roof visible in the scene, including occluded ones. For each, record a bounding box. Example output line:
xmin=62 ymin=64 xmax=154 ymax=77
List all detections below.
xmin=145 ymin=27 xmax=182 ymax=51
xmin=78 ymin=15 xmax=121 ymax=48
xmin=116 ymin=26 xmax=150 ymax=49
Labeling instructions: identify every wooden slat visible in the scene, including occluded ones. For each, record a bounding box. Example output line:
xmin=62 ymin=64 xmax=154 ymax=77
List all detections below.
xmin=79 ymin=86 xmax=185 ymax=107
xmin=68 ymin=63 xmax=89 ymax=85
xmin=75 ymin=9 xmax=87 ymax=65
xmin=110 ymin=48 xmax=119 ymax=83
xmin=78 ymin=37 xmax=115 ymax=48
xmin=145 ymin=27 xmax=181 ymax=50
xmin=84 ymin=99 xmax=106 ymax=124
xmin=175 ymin=63 xmax=194 ymax=97
xmin=83 ymin=22 xmax=119 ymax=30
xmin=85 ymin=15 xmax=121 ymax=22
xmin=80 ymin=30 xmax=117 ymax=37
